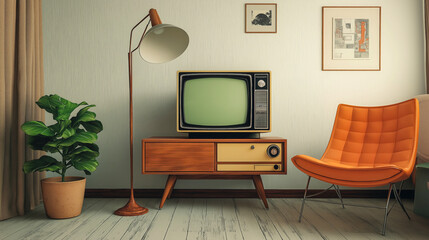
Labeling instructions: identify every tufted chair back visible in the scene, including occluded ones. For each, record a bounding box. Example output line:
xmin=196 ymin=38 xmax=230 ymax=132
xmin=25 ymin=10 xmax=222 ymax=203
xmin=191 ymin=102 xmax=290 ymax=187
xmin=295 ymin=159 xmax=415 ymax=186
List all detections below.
xmin=322 ymin=99 xmax=419 ymax=175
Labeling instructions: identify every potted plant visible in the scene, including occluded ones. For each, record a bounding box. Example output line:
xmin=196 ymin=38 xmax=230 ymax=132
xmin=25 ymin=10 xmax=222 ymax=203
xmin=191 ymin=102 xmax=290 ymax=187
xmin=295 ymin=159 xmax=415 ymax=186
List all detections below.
xmin=21 ymin=94 xmax=103 ymax=219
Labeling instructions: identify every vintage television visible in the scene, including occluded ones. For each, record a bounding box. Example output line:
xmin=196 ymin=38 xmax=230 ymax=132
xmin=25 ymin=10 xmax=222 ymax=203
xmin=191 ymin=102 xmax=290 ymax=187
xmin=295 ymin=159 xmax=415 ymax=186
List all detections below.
xmin=177 ymin=71 xmax=271 ymax=138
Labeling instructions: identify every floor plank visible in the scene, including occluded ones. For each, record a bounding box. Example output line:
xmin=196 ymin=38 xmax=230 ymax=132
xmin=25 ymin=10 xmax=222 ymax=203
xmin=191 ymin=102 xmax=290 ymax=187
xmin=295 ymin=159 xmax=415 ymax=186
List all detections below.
xmin=296 ymin=199 xmax=348 ymax=240
xmin=141 ymin=198 xmax=179 ymax=240
xmin=57 ymin=198 xmax=124 ymax=240
xmin=220 ymin=198 xmax=244 ymax=240
xmin=263 ymin=199 xmax=301 ymax=240
xmin=27 ymin=198 xmax=111 ymax=240
xmin=1 ymin=197 xmax=429 ymax=240
xmin=101 ymin=199 xmax=157 ymax=240
xmin=251 ymin=205 xmax=284 ymax=240
xmin=187 ymin=199 xmax=207 ymax=240
xmin=234 ymin=199 xmax=268 ymax=240
xmin=203 ymin=199 xmax=227 ymax=240
xmin=119 ymin=201 xmax=158 ymax=240
xmin=312 ymin=199 xmax=383 ymax=240
xmin=3 ymin=198 xmax=99 ymax=240
xmin=163 ymin=198 xmax=194 ymax=240
xmin=271 ymin=198 xmax=324 ymax=239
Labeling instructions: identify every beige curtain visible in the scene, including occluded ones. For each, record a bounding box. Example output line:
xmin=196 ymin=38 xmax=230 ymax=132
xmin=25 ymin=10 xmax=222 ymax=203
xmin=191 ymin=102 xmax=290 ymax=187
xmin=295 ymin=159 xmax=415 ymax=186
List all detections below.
xmin=0 ymin=0 xmax=44 ymax=220
xmin=426 ymin=0 xmax=429 ymax=93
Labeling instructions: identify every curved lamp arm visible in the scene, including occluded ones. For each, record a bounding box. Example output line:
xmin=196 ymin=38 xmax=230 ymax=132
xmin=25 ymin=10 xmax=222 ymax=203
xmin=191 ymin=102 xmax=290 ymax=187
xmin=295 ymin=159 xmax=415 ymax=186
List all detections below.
xmin=130 ymin=17 xmax=150 ymax=54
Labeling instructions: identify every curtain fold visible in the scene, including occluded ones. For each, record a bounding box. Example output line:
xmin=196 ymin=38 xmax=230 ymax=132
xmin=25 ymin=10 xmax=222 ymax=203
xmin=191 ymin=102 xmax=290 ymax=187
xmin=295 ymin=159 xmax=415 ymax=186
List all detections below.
xmin=426 ymin=0 xmax=429 ymax=93
xmin=0 ymin=0 xmax=44 ymax=221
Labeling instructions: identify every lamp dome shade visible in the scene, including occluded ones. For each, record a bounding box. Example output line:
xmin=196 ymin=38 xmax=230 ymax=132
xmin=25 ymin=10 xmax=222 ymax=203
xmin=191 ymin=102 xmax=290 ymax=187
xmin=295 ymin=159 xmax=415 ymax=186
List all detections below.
xmin=139 ymin=24 xmax=189 ymax=63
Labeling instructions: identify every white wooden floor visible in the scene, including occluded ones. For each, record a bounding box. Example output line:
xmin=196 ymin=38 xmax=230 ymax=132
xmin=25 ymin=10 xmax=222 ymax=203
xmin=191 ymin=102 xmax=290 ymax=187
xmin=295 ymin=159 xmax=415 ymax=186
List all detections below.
xmin=1 ymin=198 xmax=429 ymax=240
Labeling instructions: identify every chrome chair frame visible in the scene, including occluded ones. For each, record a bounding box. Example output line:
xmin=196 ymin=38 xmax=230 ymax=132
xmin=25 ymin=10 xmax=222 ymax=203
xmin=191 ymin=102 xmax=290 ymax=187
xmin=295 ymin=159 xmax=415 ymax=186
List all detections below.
xmin=298 ymin=176 xmax=410 ymax=236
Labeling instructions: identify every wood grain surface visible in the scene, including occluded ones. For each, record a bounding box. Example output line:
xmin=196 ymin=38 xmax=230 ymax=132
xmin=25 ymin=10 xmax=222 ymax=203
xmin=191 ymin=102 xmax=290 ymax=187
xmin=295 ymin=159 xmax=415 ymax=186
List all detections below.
xmin=145 ymin=143 xmax=215 ymax=172
xmin=2 ymin=198 xmax=429 ymax=239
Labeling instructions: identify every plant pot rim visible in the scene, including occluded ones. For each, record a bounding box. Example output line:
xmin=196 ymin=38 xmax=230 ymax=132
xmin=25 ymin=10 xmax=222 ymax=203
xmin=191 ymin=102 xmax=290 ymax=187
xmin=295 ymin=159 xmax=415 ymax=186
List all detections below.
xmin=41 ymin=176 xmax=86 ymax=184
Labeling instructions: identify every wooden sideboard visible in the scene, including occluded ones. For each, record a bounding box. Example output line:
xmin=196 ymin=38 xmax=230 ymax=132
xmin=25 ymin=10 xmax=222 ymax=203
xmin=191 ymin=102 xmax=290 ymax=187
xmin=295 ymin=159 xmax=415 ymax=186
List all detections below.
xmin=142 ymin=137 xmax=287 ymax=209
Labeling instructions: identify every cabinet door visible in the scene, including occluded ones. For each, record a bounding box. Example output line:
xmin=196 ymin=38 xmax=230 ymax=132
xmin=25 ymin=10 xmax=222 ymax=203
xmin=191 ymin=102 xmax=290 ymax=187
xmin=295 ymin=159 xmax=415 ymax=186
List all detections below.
xmin=145 ymin=143 xmax=215 ymax=172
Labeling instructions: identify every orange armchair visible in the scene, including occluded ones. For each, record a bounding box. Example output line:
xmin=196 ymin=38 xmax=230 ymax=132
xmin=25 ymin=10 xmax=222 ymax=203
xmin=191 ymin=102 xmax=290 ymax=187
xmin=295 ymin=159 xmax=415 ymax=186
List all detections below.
xmin=292 ymin=98 xmax=419 ymax=235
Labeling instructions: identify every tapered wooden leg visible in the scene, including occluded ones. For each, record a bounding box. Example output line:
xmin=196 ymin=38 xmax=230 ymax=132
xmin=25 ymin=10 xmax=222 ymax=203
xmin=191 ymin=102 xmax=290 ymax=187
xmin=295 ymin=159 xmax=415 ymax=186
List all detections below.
xmin=159 ymin=175 xmax=177 ymax=209
xmin=252 ymin=175 xmax=269 ymax=209
xmin=167 ymin=177 xmax=177 ymax=199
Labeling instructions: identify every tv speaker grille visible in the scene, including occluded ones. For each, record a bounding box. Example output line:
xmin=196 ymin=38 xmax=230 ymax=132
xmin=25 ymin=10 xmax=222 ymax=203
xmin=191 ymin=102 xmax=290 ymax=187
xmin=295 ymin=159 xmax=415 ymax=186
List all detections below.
xmin=254 ymin=91 xmax=268 ymax=129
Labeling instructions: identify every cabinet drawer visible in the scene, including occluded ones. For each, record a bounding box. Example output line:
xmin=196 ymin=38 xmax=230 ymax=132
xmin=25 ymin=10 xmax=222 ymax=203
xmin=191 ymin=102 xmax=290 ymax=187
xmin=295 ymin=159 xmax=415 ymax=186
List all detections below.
xmin=254 ymin=164 xmax=282 ymax=171
xmin=217 ymin=164 xmax=282 ymax=172
xmin=217 ymin=143 xmax=282 ymax=162
xmin=145 ymin=143 xmax=214 ymax=172
xmin=217 ymin=164 xmax=255 ymax=171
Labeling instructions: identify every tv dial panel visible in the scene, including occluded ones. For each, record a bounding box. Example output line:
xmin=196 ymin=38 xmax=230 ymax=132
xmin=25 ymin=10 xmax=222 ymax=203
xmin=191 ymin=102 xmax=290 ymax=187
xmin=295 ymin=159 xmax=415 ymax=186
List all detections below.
xmin=254 ymin=74 xmax=269 ymax=130
xmin=217 ymin=143 xmax=282 ymax=172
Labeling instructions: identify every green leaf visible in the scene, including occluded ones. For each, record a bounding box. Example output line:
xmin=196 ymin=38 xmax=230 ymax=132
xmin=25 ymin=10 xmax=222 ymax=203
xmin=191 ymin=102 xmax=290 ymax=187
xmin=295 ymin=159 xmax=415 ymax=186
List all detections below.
xmin=48 ymin=123 xmax=60 ymax=133
xmin=84 ymin=170 xmax=92 ymax=175
xmin=49 ymin=120 xmax=71 ymax=135
xmin=44 ymin=139 xmax=61 ymax=148
xmin=70 ymin=152 xmax=97 ymax=164
xmin=27 ymin=135 xmax=53 ymax=151
xmin=76 ymin=105 xmax=95 ymax=118
xmin=42 ymin=145 xmax=60 ymax=153
xmin=71 ymin=105 xmax=96 ymax=128
xmin=68 ymin=146 xmax=99 ymax=158
xmin=81 ymin=120 xmax=103 ymax=133
xmin=81 ymin=143 xmax=99 ymax=153
xmin=36 ymin=95 xmax=88 ymax=121
xmin=78 ymin=111 xmax=96 ymax=122
xmin=21 ymin=121 xmax=55 ymax=136
xmin=36 ymin=95 xmax=60 ymax=113
xmin=55 ymin=101 xmax=79 ymax=121
xmin=59 ymin=132 xmax=97 ymax=147
xmin=23 ymin=156 xmax=63 ymax=173
xmin=61 ymin=128 xmax=76 ymax=139
xmin=72 ymin=159 xmax=99 ymax=172
xmin=56 ymin=101 xmax=88 ymax=121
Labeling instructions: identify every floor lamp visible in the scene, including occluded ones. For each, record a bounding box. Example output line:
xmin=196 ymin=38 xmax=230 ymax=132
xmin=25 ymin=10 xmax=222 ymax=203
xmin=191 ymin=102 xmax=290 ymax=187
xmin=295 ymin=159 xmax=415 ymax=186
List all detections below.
xmin=114 ymin=9 xmax=189 ymax=216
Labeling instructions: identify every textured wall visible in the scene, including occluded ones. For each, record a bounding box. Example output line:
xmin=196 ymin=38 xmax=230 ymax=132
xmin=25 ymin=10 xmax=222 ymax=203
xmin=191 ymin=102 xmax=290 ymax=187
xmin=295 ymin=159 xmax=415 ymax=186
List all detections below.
xmin=42 ymin=0 xmax=426 ymax=189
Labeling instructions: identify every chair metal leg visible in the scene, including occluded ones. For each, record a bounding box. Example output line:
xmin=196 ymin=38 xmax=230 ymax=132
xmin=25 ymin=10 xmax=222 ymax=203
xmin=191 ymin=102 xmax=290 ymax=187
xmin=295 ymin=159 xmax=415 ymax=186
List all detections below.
xmin=333 ymin=185 xmax=345 ymax=208
xmin=382 ymin=184 xmax=393 ymax=236
xmin=398 ymin=180 xmax=404 ymax=195
xmin=299 ymin=176 xmax=311 ymax=223
xmin=392 ymin=183 xmax=411 ymax=220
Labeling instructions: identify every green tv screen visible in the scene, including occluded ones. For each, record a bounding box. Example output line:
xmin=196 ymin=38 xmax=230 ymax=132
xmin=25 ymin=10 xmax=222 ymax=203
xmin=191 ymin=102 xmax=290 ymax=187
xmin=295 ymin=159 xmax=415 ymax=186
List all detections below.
xmin=183 ymin=78 xmax=248 ymax=126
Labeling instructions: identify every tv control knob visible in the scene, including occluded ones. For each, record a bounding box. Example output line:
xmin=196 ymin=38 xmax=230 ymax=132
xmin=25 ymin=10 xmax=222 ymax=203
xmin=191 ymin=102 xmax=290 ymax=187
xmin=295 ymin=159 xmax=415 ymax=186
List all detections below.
xmin=257 ymin=79 xmax=266 ymax=88
xmin=267 ymin=144 xmax=280 ymax=158
xmin=274 ymin=164 xmax=279 ymax=170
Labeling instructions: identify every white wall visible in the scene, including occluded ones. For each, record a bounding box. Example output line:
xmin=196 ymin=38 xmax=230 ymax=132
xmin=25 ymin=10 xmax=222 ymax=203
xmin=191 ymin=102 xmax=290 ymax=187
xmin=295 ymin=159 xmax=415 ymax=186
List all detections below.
xmin=42 ymin=0 xmax=426 ymax=189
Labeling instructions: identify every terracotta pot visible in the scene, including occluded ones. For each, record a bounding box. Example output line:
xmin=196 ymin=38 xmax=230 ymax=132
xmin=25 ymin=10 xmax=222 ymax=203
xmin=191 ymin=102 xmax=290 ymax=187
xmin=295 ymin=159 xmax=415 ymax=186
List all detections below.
xmin=41 ymin=176 xmax=86 ymax=219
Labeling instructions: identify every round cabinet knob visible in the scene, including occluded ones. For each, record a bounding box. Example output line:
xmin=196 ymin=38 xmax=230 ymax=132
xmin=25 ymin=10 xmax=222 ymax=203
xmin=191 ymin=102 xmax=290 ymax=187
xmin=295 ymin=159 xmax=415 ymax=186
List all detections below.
xmin=274 ymin=164 xmax=279 ymax=170
xmin=250 ymin=145 xmax=255 ymax=149
xmin=257 ymin=80 xmax=266 ymax=88
xmin=267 ymin=144 xmax=280 ymax=158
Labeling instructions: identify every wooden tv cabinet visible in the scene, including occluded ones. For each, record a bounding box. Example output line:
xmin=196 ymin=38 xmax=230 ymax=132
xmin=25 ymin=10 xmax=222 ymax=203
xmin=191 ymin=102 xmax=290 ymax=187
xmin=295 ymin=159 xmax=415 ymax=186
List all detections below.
xmin=142 ymin=137 xmax=287 ymax=209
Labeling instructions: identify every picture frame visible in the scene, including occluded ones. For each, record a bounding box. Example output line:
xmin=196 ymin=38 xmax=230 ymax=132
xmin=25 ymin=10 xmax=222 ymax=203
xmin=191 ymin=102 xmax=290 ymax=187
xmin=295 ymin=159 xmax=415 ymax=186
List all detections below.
xmin=322 ymin=6 xmax=381 ymax=71
xmin=245 ymin=3 xmax=277 ymax=33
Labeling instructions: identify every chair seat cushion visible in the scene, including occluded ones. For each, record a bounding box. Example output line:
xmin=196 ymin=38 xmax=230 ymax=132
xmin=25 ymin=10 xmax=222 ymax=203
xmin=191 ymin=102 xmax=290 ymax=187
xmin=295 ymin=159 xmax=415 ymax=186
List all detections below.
xmin=292 ymin=154 xmax=406 ymax=187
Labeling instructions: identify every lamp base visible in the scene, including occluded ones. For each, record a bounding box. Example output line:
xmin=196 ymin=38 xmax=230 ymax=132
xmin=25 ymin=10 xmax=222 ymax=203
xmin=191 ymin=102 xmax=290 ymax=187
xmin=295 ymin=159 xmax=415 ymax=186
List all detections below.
xmin=114 ymin=198 xmax=149 ymax=216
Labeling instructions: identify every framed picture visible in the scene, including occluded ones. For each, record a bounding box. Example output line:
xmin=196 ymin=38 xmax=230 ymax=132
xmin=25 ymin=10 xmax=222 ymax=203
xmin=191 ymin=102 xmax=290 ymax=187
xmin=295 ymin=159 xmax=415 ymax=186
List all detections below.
xmin=322 ymin=6 xmax=381 ymax=71
xmin=245 ymin=3 xmax=277 ymax=33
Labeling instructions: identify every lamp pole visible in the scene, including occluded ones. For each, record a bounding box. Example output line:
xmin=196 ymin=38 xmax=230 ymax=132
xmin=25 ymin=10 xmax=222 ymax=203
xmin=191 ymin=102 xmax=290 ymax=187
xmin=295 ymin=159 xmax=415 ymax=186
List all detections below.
xmin=114 ymin=8 xmax=189 ymax=216
xmin=114 ymin=11 xmax=152 ymax=216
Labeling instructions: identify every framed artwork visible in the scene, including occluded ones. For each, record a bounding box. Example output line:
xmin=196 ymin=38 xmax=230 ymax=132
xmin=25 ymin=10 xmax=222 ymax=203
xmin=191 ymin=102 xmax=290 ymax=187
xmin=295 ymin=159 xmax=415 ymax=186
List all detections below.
xmin=245 ymin=3 xmax=277 ymax=33
xmin=322 ymin=6 xmax=381 ymax=71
